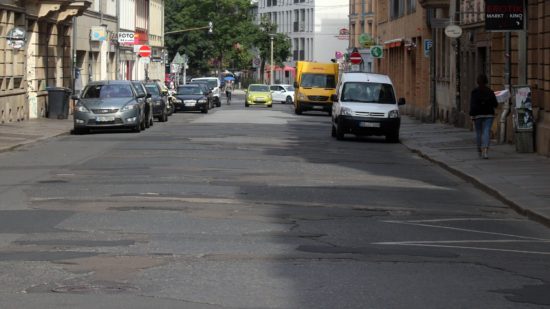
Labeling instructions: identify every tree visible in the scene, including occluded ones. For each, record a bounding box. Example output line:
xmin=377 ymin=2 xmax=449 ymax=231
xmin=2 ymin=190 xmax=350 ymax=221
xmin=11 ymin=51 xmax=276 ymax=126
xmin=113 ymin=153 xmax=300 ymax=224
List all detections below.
xmin=254 ymin=17 xmax=291 ymax=83
xmin=164 ymin=0 xmax=257 ymax=76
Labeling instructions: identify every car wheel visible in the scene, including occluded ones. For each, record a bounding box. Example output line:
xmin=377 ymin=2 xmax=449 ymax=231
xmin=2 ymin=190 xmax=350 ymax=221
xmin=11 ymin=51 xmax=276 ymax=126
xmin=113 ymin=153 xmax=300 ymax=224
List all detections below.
xmin=285 ymin=96 xmax=292 ymax=105
xmin=139 ymin=115 xmax=146 ymax=130
xmin=159 ymin=110 xmax=166 ymax=122
xmin=267 ymin=104 xmax=272 ymax=108
xmin=294 ymin=105 xmax=302 ymax=115
xmin=201 ymin=106 xmax=208 ymax=113
xmin=245 ymin=103 xmax=249 ymax=107
xmin=73 ymin=128 xmax=88 ymax=135
xmin=133 ymin=122 xmax=141 ymax=133
xmin=386 ymin=131 xmax=400 ymax=143
xmin=331 ymin=124 xmax=336 ymax=138
xmin=145 ymin=114 xmax=150 ymax=128
xmin=335 ymin=119 xmax=345 ymax=140
xmin=164 ymin=110 xmax=169 ymax=122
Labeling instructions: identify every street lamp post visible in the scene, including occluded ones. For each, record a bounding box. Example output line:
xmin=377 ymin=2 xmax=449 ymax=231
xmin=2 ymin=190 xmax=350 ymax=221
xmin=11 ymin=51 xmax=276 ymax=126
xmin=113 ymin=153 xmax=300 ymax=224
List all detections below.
xmin=269 ymin=34 xmax=274 ymax=85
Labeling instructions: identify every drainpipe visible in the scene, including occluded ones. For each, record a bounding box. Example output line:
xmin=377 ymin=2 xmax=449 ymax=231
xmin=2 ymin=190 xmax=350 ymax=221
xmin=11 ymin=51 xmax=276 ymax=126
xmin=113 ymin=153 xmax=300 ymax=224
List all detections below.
xmin=499 ymin=32 xmax=512 ymax=144
xmin=115 ymin=0 xmax=120 ymax=80
xmin=72 ymin=16 xmax=77 ymax=93
xmin=454 ymin=0 xmax=461 ymax=125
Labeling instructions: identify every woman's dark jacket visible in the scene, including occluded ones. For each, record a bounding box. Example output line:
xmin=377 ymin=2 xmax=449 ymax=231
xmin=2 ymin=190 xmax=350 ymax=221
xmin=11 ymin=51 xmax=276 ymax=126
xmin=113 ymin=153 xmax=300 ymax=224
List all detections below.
xmin=469 ymin=86 xmax=498 ymax=117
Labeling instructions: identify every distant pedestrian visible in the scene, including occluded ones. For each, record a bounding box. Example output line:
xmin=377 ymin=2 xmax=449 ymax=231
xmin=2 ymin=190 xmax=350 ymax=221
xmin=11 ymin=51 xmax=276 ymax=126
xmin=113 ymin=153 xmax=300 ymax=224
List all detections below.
xmin=225 ymin=82 xmax=233 ymax=105
xmin=469 ymin=74 xmax=498 ymax=159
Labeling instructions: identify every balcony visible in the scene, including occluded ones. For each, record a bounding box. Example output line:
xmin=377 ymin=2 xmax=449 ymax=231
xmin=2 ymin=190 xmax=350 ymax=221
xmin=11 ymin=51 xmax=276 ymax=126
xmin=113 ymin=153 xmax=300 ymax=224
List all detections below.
xmin=418 ymin=0 xmax=450 ymax=8
xmin=25 ymin=0 xmax=91 ymax=22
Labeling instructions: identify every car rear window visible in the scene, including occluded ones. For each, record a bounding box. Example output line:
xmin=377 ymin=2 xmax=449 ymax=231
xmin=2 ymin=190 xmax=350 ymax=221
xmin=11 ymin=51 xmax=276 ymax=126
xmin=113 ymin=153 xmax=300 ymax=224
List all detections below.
xmin=145 ymin=84 xmax=160 ymax=95
xmin=178 ymin=86 xmax=203 ymax=95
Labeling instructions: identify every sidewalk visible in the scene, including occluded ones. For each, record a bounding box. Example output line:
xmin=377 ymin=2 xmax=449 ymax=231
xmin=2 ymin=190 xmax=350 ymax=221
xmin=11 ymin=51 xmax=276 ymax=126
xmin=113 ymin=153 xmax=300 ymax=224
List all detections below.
xmin=0 ymin=118 xmax=72 ymax=153
xmin=400 ymin=116 xmax=550 ymax=226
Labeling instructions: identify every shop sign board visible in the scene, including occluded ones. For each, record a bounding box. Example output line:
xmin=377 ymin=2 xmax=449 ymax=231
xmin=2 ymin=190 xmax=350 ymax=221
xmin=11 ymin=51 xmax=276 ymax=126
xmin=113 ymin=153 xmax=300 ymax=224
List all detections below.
xmin=118 ymin=32 xmax=135 ymax=44
xmin=485 ymin=0 xmax=525 ymax=31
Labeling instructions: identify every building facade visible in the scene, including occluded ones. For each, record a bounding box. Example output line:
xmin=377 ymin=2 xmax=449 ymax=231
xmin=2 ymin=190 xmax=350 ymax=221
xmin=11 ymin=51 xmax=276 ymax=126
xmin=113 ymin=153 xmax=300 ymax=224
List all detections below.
xmin=349 ymin=0 xmax=377 ymax=72
xmin=420 ymin=0 xmax=550 ymax=157
xmin=0 ymin=0 xmax=89 ymax=123
xmin=375 ymin=0 xmax=432 ymax=120
xmin=258 ymin=0 xmax=349 ymax=82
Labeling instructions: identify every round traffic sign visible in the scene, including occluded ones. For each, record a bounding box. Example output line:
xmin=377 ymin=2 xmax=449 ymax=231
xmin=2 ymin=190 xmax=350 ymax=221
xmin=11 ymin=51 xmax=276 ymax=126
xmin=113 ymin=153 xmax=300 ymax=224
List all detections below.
xmin=138 ymin=45 xmax=151 ymax=57
xmin=371 ymin=46 xmax=383 ymax=58
xmin=349 ymin=51 xmax=362 ymax=64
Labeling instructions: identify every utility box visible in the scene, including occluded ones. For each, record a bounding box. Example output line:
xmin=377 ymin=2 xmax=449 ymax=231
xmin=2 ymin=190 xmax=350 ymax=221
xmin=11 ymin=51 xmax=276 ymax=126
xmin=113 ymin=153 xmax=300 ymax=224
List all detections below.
xmin=47 ymin=87 xmax=72 ymax=119
xmin=513 ymin=86 xmax=535 ymax=153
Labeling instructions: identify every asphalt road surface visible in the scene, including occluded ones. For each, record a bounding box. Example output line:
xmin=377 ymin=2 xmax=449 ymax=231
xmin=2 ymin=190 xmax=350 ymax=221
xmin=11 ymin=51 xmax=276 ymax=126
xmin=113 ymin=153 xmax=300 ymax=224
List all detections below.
xmin=1 ymin=92 xmax=550 ymax=308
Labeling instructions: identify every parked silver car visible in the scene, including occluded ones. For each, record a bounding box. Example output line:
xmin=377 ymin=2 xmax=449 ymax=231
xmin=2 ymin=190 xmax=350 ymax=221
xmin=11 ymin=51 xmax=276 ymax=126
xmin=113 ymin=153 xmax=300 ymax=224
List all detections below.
xmin=73 ymin=80 xmax=150 ymax=134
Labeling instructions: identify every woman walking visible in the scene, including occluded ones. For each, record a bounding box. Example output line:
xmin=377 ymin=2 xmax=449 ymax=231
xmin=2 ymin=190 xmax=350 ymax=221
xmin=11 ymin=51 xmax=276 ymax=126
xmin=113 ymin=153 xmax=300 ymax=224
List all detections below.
xmin=469 ymin=74 xmax=499 ymax=159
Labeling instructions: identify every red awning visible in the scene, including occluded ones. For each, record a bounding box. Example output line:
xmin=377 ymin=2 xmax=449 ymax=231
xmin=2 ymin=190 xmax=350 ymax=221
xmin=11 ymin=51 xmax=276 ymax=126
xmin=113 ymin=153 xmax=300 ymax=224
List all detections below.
xmin=264 ymin=65 xmax=295 ymax=72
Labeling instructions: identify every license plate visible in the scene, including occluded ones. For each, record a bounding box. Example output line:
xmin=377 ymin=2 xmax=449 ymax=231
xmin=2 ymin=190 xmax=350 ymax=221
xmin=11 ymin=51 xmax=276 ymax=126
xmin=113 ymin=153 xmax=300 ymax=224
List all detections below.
xmin=96 ymin=116 xmax=115 ymax=122
xmin=360 ymin=122 xmax=380 ymax=128
xmin=255 ymin=98 xmax=265 ymax=102
xmin=313 ymin=106 xmax=324 ymax=110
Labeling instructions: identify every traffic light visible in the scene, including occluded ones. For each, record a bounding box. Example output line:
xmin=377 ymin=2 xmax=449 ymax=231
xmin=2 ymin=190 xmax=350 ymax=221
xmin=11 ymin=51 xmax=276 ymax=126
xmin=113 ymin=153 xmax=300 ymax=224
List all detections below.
xmin=208 ymin=21 xmax=213 ymax=34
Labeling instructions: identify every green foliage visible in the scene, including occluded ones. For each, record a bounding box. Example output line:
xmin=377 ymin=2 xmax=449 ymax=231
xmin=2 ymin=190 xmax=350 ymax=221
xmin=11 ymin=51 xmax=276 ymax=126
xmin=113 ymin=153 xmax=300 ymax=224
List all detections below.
xmin=165 ymin=0 xmax=291 ymax=78
xmin=165 ymin=0 xmax=257 ymax=75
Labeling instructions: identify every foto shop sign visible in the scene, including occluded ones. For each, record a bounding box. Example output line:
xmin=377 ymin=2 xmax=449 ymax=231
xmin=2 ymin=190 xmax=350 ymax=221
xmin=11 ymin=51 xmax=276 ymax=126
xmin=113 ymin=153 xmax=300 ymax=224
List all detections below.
xmin=485 ymin=0 xmax=525 ymax=31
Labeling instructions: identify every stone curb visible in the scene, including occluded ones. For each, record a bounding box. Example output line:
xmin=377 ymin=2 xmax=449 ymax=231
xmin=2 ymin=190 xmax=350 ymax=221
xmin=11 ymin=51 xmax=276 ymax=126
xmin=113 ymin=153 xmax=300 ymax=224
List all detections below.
xmin=401 ymin=141 xmax=550 ymax=228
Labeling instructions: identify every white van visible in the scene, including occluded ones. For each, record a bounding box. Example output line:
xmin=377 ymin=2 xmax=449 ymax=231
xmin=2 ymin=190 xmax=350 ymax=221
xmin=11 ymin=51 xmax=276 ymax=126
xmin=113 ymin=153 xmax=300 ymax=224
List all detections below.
xmin=331 ymin=72 xmax=405 ymax=142
xmin=190 ymin=77 xmax=221 ymax=106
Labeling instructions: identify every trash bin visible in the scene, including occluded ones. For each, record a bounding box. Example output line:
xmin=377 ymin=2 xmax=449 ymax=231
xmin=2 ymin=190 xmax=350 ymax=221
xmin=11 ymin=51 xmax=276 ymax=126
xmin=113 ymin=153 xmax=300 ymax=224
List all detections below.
xmin=47 ymin=87 xmax=72 ymax=119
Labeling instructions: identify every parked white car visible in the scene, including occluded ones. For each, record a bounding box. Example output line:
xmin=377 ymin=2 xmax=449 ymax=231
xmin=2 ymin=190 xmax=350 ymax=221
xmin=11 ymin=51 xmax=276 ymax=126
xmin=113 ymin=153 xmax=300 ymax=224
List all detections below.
xmin=270 ymin=84 xmax=295 ymax=104
xmin=331 ymin=72 xmax=405 ymax=142
xmin=190 ymin=77 xmax=221 ymax=106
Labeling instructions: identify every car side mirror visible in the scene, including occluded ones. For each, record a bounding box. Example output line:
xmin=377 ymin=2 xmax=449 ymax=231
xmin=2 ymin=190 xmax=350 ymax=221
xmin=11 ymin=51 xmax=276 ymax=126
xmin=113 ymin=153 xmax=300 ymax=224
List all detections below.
xmin=71 ymin=95 xmax=79 ymax=101
xmin=293 ymin=81 xmax=299 ymax=88
xmin=398 ymin=97 xmax=406 ymax=105
xmin=331 ymin=94 xmax=338 ymax=102
xmin=146 ymin=93 xmax=152 ymax=99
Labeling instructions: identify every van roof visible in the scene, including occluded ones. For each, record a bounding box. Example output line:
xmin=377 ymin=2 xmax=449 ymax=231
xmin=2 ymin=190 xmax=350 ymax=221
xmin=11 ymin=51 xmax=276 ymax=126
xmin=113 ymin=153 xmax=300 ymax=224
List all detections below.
xmin=340 ymin=72 xmax=392 ymax=84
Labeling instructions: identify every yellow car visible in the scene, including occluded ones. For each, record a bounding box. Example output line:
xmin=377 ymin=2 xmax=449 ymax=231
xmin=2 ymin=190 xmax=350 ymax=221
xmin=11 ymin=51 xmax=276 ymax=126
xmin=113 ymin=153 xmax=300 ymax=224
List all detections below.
xmin=245 ymin=84 xmax=272 ymax=108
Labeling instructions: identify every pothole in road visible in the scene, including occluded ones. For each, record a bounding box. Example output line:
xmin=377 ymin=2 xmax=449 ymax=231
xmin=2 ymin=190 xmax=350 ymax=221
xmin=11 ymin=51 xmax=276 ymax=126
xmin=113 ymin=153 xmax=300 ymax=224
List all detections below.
xmin=37 ymin=180 xmax=68 ymax=184
xmin=50 ymin=282 xmax=139 ymax=294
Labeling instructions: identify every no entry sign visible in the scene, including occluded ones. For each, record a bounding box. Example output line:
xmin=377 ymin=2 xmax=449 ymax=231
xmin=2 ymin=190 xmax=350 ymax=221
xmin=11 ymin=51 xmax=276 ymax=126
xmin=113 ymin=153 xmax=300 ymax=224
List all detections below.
xmin=349 ymin=51 xmax=362 ymax=64
xmin=138 ymin=45 xmax=151 ymax=57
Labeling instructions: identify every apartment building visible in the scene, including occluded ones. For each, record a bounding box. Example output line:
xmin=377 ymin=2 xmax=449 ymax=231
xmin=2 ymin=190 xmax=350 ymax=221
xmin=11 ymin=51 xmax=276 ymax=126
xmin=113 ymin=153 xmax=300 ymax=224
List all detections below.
xmin=375 ymin=0 xmax=432 ymax=121
xmin=349 ymin=0 xmax=377 ymax=72
xmin=77 ymin=0 xmax=165 ymax=85
xmin=258 ymin=0 xmax=349 ymax=82
xmin=0 ymin=0 xmax=89 ymax=122
xmin=420 ymin=0 xmax=550 ymax=156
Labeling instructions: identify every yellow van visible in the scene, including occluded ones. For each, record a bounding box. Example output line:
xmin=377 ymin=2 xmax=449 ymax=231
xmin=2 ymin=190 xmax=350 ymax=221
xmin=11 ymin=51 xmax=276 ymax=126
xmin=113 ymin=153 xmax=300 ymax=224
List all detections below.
xmin=293 ymin=61 xmax=339 ymax=115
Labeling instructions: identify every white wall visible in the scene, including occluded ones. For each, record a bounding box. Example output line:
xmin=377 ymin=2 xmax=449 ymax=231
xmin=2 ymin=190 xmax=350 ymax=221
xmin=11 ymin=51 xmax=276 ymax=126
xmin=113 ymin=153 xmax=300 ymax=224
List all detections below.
xmin=120 ymin=0 xmax=136 ymax=31
xmin=313 ymin=0 xmax=348 ymax=62
xmin=105 ymin=0 xmax=117 ymax=16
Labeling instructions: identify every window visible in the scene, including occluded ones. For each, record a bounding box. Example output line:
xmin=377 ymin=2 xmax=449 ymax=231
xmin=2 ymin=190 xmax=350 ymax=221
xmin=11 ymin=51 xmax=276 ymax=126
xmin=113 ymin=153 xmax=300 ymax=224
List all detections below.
xmin=83 ymin=84 xmax=134 ymax=99
xmin=390 ymin=0 xmax=405 ymax=19
xmin=341 ymin=82 xmax=396 ymax=104
xmin=407 ymin=0 xmax=416 ymax=14
xmin=300 ymin=74 xmax=336 ymax=88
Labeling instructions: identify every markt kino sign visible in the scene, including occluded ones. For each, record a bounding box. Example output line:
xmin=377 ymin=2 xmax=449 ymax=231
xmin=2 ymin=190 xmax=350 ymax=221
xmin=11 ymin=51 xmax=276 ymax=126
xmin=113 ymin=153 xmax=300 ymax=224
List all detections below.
xmin=485 ymin=0 xmax=524 ymax=31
